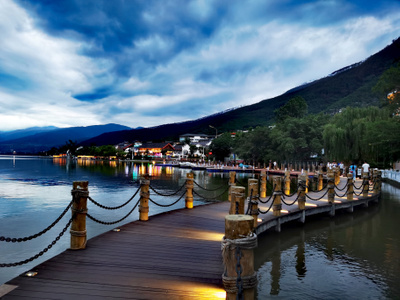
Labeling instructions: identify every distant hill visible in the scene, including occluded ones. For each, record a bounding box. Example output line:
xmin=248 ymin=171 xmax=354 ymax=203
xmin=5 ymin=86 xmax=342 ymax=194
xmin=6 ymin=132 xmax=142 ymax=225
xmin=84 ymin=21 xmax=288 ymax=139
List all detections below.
xmin=0 ymin=123 xmax=131 ymax=154
xmin=82 ymin=37 xmax=400 ymax=146
xmin=0 ymin=126 xmax=58 ymax=142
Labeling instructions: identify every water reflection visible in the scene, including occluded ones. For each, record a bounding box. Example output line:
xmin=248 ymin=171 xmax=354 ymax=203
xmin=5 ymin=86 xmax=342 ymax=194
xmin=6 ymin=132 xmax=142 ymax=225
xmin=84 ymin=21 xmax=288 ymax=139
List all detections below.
xmin=255 ymin=183 xmax=400 ymax=299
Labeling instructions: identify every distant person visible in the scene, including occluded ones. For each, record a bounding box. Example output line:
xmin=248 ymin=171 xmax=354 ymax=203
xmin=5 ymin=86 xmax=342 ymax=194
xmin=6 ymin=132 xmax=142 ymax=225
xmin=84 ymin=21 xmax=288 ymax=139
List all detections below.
xmin=339 ymin=162 xmax=344 ymax=175
xmin=350 ymin=163 xmax=357 ymax=180
xmin=362 ymin=161 xmax=370 ymax=177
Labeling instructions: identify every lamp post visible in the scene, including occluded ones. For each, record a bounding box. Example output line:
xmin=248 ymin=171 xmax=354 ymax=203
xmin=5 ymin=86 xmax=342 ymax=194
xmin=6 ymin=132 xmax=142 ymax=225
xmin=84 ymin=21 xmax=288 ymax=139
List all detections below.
xmin=209 ymin=125 xmax=218 ymax=138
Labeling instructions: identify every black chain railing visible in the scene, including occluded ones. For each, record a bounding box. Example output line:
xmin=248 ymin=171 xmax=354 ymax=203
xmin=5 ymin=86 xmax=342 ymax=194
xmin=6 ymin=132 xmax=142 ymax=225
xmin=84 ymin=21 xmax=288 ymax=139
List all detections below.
xmin=149 ymin=193 xmax=186 ymax=207
xmin=281 ymin=192 xmax=300 ymax=206
xmin=149 ymin=182 xmax=186 ymax=197
xmin=88 ymin=187 xmax=140 ymax=210
xmin=258 ymin=197 xmax=275 ymax=214
xmin=193 ymin=185 xmax=230 ymax=201
xmin=87 ymin=199 xmax=140 ymax=225
xmin=193 ymin=180 xmax=229 ymax=191
xmin=305 ymin=188 xmax=329 ymax=201
xmin=0 ymin=200 xmax=73 ymax=243
xmin=0 ymin=215 xmax=74 ymax=267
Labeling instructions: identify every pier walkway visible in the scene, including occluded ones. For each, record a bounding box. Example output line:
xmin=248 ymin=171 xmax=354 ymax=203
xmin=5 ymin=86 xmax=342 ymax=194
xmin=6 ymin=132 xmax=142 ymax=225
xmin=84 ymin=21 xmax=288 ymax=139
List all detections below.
xmin=1 ymin=174 xmax=380 ymax=299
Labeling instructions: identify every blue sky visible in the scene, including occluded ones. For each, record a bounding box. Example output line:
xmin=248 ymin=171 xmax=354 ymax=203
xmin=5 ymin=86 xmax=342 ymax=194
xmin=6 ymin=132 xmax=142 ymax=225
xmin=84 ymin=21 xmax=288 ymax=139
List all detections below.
xmin=0 ymin=0 xmax=399 ymax=131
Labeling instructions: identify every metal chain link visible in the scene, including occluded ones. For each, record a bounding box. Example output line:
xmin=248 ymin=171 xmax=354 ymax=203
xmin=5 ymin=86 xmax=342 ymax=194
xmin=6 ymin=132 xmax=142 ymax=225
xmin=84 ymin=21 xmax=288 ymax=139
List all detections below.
xmin=88 ymin=186 xmax=140 ymax=210
xmin=258 ymin=197 xmax=275 ymax=214
xmin=281 ymin=192 xmax=300 ymax=206
xmin=148 ymin=193 xmax=185 ymax=207
xmin=334 ymin=179 xmax=349 ymax=191
xmin=193 ymin=185 xmax=230 ymax=201
xmin=0 ymin=200 xmax=73 ymax=243
xmin=0 ymin=216 xmax=73 ymax=267
xmin=149 ymin=182 xmax=186 ymax=197
xmin=193 ymin=179 xmax=229 ymax=191
xmin=305 ymin=188 xmax=329 ymax=201
xmin=86 ymin=199 xmax=140 ymax=225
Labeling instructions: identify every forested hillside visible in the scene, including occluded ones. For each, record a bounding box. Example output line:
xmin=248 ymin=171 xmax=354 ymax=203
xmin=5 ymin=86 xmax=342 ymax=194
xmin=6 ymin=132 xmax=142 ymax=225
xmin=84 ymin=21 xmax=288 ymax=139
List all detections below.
xmin=84 ymin=37 xmax=400 ymax=146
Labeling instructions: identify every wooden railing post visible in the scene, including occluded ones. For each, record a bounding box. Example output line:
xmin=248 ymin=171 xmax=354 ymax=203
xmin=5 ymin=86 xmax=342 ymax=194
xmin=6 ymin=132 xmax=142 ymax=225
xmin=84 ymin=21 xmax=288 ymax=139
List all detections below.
xmin=260 ymin=170 xmax=267 ymax=198
xmin=346 ymin=174 xmax=354 ymax=201
xmin=298 ymin=175 xmax=307 ymax=210
xmin=327 ymin=169 xmax=335 ymax=204
xmin=185 ymin=172 xmax=194 ymax=209
xmin=304 ymin=171 xmax=309 ymax=193
xmin=362 ymin=172 xmax=369 ymax=198
xmin=248 ymin=179 xmax=259 ymax=227
xmin=372 ymin=170 xmax=379 ymax=195
xmin=272 ymin=176 xmax=282 ymax=216
xmin=318 ymin=171 xmax=324 ymax=191
xmin=229 ymin=186 xmax=245 ymax=215
xmin=284 ymin=170 xmax=291 ymax=195
xmin=139 ymin=174 xmax=150 ymax=221
xmin=334 ymin=167 xmax=340 ymax=186
xmin=70 ymin=181 xmax=88 ymax=250
xmin=228 ymin=171 xmax=236 ymax=202
xmin=222 ymin=215 xmax=257 ymax=300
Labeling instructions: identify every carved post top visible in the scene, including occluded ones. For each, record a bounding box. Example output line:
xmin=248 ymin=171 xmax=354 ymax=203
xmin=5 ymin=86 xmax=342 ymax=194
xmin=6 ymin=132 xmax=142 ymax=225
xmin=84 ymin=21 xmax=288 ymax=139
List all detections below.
xmin=273 ymin=176 xmax=282 ymax=189
xmin=73 ymin=181 xmax=88 ymax=190
xmin=186 ymin=172 xmax=194 ymax=179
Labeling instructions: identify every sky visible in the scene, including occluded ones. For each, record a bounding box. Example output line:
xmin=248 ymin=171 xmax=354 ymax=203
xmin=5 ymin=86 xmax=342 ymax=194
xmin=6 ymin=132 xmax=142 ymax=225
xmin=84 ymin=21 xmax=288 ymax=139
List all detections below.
xmin=0 ymin=0 xmax=400 ymax=131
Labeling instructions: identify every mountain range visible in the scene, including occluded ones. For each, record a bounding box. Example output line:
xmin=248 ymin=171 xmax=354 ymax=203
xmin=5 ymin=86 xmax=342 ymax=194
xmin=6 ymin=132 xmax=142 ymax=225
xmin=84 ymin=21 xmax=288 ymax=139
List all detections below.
xmin=1 ymin=37 xmax=399 ymax=154
xmin=0 ymin=124 xmax=131 ymax=154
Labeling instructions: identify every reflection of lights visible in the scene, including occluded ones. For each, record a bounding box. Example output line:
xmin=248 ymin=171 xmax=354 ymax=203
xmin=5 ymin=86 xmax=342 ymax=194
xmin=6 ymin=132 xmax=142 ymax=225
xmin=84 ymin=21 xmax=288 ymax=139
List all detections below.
xmin=113 ymin=228 xmax=120 ymax=232
xmin=281 ymin=209 xmax=289 ymax=214
xmin=190 ymin=288 xmax=225 ymax=299
xmin=257 ymin=218 xmax=263 ymax=222
xmin=305 ymin=203 xmax=318 ymax=207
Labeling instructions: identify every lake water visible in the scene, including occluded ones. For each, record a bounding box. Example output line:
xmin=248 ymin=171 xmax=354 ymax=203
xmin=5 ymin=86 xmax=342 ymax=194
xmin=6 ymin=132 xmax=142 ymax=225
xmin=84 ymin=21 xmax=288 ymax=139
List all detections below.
xmin=0 ymin=156 xmax=399 ymax=299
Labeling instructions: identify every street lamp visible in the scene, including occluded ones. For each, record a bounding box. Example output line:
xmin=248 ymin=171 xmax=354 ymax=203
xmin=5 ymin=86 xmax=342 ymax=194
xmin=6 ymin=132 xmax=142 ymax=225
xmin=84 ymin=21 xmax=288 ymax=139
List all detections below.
xmin=209 ymin=125 xmax=218 ymax=138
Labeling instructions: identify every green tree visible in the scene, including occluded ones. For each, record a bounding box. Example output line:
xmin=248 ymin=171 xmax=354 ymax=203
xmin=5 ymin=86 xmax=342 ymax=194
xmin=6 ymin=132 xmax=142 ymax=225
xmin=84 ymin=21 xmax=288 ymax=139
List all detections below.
xmin=210 ymin=133 xmax=232 ymax=161
xmin=323 ymin=106 xmax=395 ymax=166
xmin=373 ymin=62 xmax=400 ymax=116
xmin=270 ymin=113 xmax=326 ymax=161
xmin=274 ymin=96 xmax=308 ymax=122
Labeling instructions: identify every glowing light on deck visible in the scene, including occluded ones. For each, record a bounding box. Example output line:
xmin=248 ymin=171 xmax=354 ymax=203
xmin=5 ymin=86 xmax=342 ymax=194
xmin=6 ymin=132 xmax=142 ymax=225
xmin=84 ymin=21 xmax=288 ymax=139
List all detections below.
xmin=257 ymin=218 xmax=263 ymax=222
xmin=24 ymin=271 xmax=38 ymax=277
xmin=281 ymin=209 xmax=289 ymax=214
xmin=192 ymin=287 xmax=226 ymax=299
xmin=305 ymin=203 xmax=318 ymax=207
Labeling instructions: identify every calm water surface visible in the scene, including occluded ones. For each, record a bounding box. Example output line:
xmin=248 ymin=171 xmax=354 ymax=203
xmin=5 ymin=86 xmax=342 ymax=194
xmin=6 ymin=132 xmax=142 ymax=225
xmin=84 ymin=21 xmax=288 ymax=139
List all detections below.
xmin=255 ymin=183 xmax=400 ymax=299
xmin=1 ymin=156 xmax=399 ymax=300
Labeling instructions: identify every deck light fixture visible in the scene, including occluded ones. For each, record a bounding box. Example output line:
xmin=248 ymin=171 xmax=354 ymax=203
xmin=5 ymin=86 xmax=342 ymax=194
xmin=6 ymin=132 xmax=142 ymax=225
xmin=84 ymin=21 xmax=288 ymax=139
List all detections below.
xmin=24 ymin=271 xmax=38 ymax=277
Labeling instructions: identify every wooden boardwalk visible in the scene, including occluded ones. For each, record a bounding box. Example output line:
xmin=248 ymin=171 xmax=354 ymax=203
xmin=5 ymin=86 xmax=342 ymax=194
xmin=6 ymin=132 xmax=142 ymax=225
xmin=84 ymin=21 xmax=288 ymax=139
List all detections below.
xmin=1 ymin=177 xmax=379 ymax=299
xmin=2 ymin=203 xmax=230 ymax=299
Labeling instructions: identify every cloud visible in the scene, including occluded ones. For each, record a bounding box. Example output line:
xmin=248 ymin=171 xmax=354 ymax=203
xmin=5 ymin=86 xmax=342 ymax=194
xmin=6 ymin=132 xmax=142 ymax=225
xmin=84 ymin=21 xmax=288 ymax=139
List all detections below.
xmin=0 ymin=0 xmax=400 ymax=131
